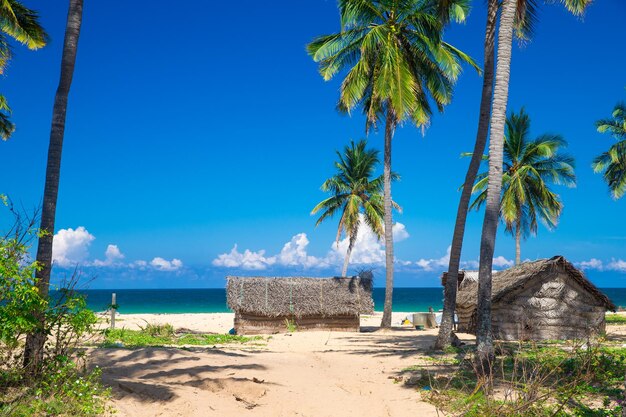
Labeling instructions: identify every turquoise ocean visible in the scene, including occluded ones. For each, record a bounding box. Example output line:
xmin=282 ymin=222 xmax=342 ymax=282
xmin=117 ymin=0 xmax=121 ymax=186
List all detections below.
xmin=74 ymin=288 xmax=626 ymax=314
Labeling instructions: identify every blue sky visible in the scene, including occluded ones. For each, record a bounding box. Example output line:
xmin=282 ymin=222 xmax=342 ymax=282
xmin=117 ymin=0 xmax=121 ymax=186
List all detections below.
xmin=1 ymin=1 xmax=625 ymax=288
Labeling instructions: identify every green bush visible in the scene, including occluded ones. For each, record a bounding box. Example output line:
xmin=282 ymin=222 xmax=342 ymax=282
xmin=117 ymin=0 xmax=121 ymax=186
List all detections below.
xmin=423 ymin=342 xmax=626 ymax=417
xmin=102 ymin=326 xmax=260 ymax=348
xmin=0 ymin=203 xmax=108 ymax=416
xmin=606 ymin=314 xmax=626 ymax=325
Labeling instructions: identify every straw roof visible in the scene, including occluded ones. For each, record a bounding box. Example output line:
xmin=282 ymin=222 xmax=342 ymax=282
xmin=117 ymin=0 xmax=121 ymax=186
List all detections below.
xmin=226 ymin=274 xmax=374 ymax=318
xmin=456 ymin=256 xmax=615 ymax=311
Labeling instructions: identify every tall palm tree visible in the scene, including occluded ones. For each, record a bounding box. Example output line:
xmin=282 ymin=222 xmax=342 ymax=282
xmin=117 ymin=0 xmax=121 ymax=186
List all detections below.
xmin=593 ymin=102 xmax=626 ymax=199
xmin=436 ymin=0 xmax=497 ymax=350
xmin=23 ymin=0 xmax=83 ymax=371
xmin=475 ymin=0 xmax=591 ymax=365
xmin=0 ymin=0 xmax=47 ymax=140
xmin=469 ymin=109 xmax=575 ymax=264
xmin=307 ymin=0 xmax=477 ymax=328
xmin=436 ymin=0 xmax=589 ymax=352
xmin=312 ymin=140 xmax=399 ymax=276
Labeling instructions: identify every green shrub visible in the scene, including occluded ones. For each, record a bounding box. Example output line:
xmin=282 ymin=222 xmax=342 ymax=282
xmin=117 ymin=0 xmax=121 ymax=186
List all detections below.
xmin=102 ymin=326 xmax=260 ymax=348
xmin=422 ymin=341 xmax=626 ymax=417
xmin=0 ymin=204 xmax=107 ymax=416
xmin=606 ymin=314 xmax=626 ymax=325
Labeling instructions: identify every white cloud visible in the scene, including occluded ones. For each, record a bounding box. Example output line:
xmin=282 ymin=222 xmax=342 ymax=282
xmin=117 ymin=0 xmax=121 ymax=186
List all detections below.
xmin=329 ymin=225 xmax=384 ymax=266
xmin=414 ymin=246 xmax=451 ymax=271
xmin=130 ymin=260 xmax=148 ymax=269
xmin=578 ymin=258 xmax=604 ymax=271
xmin=607 ymin=259 xmax=626 ymax=272
xmin=392 ymin=223 xmax=409 ymax=242
xmin=212 ymin=244 xmax=276 ymax=270
xmin=212 ymin=218 xmax=409 ymax=271
xmin=52 ymin=227 xmax=95 ymax=267
xmin=150 ymin=257 xmax=183 ymax=271
xmin=492 ymin=256 xmax=514 ymax=269
xmin=276 ymin=233 xmax=324 ymax=268
xmin=92 ymin=244 xmax=125 ymax=267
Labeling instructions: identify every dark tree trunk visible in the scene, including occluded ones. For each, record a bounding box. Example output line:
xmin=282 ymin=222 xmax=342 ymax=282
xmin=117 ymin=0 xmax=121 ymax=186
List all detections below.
xmin=475 ymin=0 xmax=518 ymax=370
xmin=435 ymin=0 xmax=498 ymax=350
xmin=23 ymin=0 xmax=83 ymax=372
xmin=380 ymin=108 xmax=396 ymax=328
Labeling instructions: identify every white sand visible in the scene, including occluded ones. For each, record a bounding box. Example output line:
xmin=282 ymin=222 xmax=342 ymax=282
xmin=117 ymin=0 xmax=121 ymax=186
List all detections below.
xmin=91 ymin=312 xmax=473 ymax=416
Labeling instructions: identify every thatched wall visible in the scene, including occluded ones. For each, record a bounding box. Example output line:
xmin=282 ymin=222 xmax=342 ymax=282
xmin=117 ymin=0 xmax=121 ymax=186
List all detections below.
xmin=456 ymin=256 xmax=615 ymax=340
xmin=226 ymin=275 xmax=374 ymax=334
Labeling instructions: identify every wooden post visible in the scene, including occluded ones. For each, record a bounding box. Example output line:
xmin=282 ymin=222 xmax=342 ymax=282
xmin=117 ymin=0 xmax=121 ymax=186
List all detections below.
xmin=111 ymin=293 xmax=116 ymax=329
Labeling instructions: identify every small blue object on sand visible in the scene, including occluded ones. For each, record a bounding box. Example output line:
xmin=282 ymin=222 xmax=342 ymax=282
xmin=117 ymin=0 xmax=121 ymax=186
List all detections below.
xmin=228 ymin=328 xmax=236 ymax=335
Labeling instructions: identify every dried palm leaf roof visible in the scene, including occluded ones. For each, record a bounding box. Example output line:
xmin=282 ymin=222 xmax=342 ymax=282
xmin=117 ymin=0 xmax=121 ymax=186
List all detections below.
xmin=226 ymin=274 xmax=374 ymax=318
xmin=456 ymin=256 xmax=615 ymax=311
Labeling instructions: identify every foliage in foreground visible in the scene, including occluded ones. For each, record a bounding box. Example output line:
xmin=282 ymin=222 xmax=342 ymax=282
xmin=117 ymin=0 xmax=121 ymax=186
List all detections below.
xmin=102 ymin=324 xmax=261 ymax=349
xmin=413 ymin=341 xmax=626 ymax=417
xmin=0 ymin=204 xmax=109 ymax=416
xmin=606 ymin=314 xmax=626 ymax=325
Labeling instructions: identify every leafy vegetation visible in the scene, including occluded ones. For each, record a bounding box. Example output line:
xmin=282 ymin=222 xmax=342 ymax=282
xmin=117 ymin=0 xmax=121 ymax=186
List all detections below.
xmin=469 ymin=108 xmax=576 ymax=264
xmin=0 ymin=204 xmax=108 ymax=416
xmin=606 ymin=314 xmax=626 ymax=325
xmin=0 ymin=1 xmax=48 ymax=140
xmin=312 ymin=139 xmax=398 ymax=276
xmin=593 ymin=101 xmax=626 ymax=199
xmin=102 ymin=325 xmax=261 ymax=349
xmin=415 ymin=341 xmax=626 ymax=417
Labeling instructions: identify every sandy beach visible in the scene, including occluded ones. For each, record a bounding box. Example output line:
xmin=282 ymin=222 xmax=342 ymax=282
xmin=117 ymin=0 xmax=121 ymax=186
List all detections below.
xmin=89 ymin=312 xmax=474 ymax=416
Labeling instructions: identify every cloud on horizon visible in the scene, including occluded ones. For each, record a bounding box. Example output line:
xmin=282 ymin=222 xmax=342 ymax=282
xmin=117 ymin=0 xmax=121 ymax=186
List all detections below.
xmin=577 ymin=258 xmax=626 ymax=272
xmin=52 ymin=227 xmax=183 ymax=272
xmin=212 ymin=219 xmax=515 ymax=273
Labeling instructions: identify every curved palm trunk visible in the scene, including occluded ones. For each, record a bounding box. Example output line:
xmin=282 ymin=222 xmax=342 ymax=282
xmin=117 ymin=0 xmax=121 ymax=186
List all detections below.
xmin=435 ymin=0 xmax=498 ymax=350
xmin=515 ymin=220 xmax=521 ymax=265
xmin=23 ymin=0 xmax=83 ymax=371
xmin=341 ymin=231 xmax=357 ymax=276
xmin=380 ymin=109 xmax=396 ymax=328
xmin=475 ymin=0 xmax=518 ymax=370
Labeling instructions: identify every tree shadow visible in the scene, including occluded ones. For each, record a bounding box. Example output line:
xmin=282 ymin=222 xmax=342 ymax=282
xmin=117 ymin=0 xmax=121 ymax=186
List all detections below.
xmin=90 ymin=347 xmax=269 ymax=405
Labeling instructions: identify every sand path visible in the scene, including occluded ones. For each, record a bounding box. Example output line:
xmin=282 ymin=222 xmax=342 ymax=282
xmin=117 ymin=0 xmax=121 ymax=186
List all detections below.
xmin=90 ymin=313 xmax=473 ymax=416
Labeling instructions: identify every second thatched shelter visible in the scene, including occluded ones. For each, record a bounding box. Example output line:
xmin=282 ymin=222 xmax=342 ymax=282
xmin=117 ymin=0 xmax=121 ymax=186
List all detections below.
xmin=226 ymin=274 xmax=374 ymax=334
xmin=455 ymin=256 xmax=615 ymax=341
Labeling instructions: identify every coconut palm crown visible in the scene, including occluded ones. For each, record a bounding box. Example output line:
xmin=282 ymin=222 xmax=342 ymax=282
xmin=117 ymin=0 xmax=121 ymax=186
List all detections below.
xmin=0 ymin=0 xmax=48 ymax=139
xmin=593 ymin=102 xmax=626 ymax=199
xmin=470 ymin=108 xmax=576 ymax=264
xmin=312 ymin=140 xmax=399 ymax=277
xmin=307 ymin=0 xmax=478 ymax=128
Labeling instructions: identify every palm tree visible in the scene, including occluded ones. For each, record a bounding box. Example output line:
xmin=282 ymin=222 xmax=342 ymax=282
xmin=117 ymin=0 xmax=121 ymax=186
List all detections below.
xmin=436 ymin=0 xmax=498 ymax=350
xmin=437 ymin=0 xmax=590 ymax=352
xmin=23 ymin=0 xmax=83 ymax=371
xmin=593 ymin=102 xmax=626 ymax=199
xmin=312 ymin=140 xmax=399 ymax=276
xmin=474 ymin=0 xmax=591 ymax=366
xmin=307 ymin=0 xmax=477 ymax=328
xmin=0 ymin=0 xmax=47 ymax=140
xmin=469 ymin=109 xmax=575 ymax=264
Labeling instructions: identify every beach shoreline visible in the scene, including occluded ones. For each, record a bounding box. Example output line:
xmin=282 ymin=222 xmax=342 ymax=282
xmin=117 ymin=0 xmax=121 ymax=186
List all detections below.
xmin=101 ymin=311 xmax=418 ymax=334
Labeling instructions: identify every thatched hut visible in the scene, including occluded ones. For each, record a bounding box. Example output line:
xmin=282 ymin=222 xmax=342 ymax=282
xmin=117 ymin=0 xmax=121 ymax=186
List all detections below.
xmin=455 ymin=256 xmax=615 ymax=341
xmin=226 ymin=275 xmax=374 ymax=335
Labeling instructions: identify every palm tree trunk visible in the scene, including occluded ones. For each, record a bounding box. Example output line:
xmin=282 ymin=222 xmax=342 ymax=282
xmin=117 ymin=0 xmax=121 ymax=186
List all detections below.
xmin=475 ymin=0 xmax=517 ymax=372
xmin=23 ymin=0 xmax=83 ymax=372
xmin=342 ymin=231 xmax=357 ymax=277
xmin=435 ymin=0 xmax=498 ymax=350
xmin=380 ymin=108 xmax=395 ymax=328
xmin=515 ymin=220 xmax=521 ymax=265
